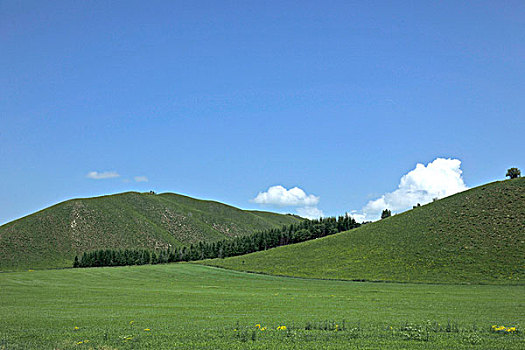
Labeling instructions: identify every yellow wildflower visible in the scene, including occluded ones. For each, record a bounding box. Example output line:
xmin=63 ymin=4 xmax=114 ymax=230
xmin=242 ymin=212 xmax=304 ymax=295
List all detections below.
xmin=129 ymin=320 xmax=134 ymax=325
xmin=492 ymin=325 xmax=517 ymax=333
xmin=144 ymin=328 xmax=150 ymax=331
xmin=261 ymin=327 xmax=267 ymax=331
xmin=255 ymin=324 xmax=261 ymax=328
xmin=77 ymin=341 xmax=83 ymax=345
xmin=74 ymin=326 xmax=79 ymax=330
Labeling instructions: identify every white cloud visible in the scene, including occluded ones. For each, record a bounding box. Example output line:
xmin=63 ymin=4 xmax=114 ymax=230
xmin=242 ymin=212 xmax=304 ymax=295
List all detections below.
xmin=86 ymin=171 xmax=120 ymax=180
xmin=252 ymin=185 xmax=320 ymax=207
xmin=252 ymin=185 xmax=324 ymax=219
xmin=134 ymin=176 xmax=148 ymax=182
xmin=297 ymin=206 xmax=324 ymax=220
xmin=348 ymin=211 xmax=366 ymax=223
xmin=350 ymin=158 xmax=468 ymax=222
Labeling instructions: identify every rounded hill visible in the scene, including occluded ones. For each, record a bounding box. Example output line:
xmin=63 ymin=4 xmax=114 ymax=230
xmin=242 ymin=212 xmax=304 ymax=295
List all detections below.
xmin=0 ymin=192 xmax=301 ymax=271
xmin=205 ymin=178 xmax=525 ymax=284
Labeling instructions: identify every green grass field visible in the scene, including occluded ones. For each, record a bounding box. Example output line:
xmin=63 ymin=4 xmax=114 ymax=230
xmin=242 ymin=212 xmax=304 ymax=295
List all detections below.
xmin=206 ymin=178 xmax=525 ymax=284
xmin=1 ymin=263 xmax=523 ymax=349
xmin=1 ymin=179 xmax=523 ymax=348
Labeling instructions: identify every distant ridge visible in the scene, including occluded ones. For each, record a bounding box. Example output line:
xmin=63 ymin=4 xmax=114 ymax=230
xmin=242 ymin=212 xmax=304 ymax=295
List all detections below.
xmin=0 ymin=192 xmax=302 ymax=271
xmin=205 ymin=178 xmax=525 ymax=285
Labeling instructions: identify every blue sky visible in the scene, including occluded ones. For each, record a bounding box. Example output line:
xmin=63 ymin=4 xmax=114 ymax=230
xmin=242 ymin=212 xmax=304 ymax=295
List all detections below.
xmin=1 ymin=1 xmax=524 ymax=224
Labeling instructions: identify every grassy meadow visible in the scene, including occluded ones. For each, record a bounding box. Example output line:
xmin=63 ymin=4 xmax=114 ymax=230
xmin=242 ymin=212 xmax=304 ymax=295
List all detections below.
xmin=1 ymin=263 xmax=523 ymax=349
xmin=1 ymin=179 xmax=523 ymax=348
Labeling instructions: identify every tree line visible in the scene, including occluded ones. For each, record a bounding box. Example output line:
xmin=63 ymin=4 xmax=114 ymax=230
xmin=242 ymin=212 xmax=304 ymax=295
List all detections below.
xmin=73 ymin=215 xmax=360 ymax=268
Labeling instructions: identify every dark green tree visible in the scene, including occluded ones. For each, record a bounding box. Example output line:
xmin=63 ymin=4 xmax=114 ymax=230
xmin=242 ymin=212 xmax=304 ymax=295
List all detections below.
xmin=381 ymin=209 xmax=391 ymax=219
xmin=73 ymin=216 xmax=362 ymax=268
xmin=506 ymin=167 xmax=521 ymax=179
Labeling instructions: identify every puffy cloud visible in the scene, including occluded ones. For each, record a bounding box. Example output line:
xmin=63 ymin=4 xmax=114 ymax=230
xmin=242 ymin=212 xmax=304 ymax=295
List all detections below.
xmin=296 ymin=206 xmax=324 ymax=220
xmin=134 ymin=176 xmax=148 ymax=182
xmin=351 ymin=158 xmax=468 ymax=222
xmin=252 ymin=185 xmax=320 ymax=207
xmin=252 ymin=185 xmax=324 ymax=219
xmin=347 ymin=211 xmax=366 ymax=223
xmin=86 ymin=171 xmax=120 ymax=180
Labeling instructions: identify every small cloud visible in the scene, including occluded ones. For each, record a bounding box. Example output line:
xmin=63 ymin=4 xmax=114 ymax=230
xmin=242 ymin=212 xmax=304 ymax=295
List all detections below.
xmin=297 ymin=206 xmax=324 ymax=220
xmin=350 ymin=158 xmax=468 ymax=222
xmin=252 ymin=185 xmax=320 ymax=207
xmin=252 ymin=185 xmax=324 ymax=220
xmin=86 ymin=171 xmax=120 ymax=180
xmin=348 ymin=211 xmax=366 ymax=223
xmin=134 ymin=176 xmax=148 ymax=183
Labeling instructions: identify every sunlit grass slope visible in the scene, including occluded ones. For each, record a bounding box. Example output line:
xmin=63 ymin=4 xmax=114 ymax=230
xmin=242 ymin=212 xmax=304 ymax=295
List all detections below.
xmin=0 ymin=192 xmax=301 ymax=271
xmin=206 ymin=178 xmax=525 ymax=284
xmin=0 ymin=264 xmax=523 ymax=349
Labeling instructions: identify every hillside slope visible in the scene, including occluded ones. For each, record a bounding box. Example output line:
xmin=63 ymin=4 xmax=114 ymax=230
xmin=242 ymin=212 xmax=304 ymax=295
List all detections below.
xmin=205 ymin=178 xmax=525 ymax=284
xmin=0 ymin=192 xmax=301 ymax=271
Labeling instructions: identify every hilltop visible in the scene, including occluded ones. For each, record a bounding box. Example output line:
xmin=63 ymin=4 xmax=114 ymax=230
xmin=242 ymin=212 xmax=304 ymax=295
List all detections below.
xmin=0 ymin=192 xmax=302 ymax=271
xmin=205 ymin=178 xmax=525 ymax=284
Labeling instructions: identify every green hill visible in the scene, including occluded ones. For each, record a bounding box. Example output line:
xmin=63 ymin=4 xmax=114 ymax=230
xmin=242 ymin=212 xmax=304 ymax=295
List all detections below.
xmin=0 ymin=192 xmax=302 ymax=271
xmin=205 ymin=178 xmax=525 ymax=285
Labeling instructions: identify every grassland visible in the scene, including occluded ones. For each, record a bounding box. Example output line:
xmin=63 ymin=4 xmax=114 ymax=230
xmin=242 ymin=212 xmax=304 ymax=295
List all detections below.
xmin=0 ymin=192 xmax=301 ymax=271
xmin=205 ymin=178 xmax=525 ymax=284
xmin=0 ymin=263 xmax=523 ymax=349
xmin=1 ymin=179 xmax=523 ymax=348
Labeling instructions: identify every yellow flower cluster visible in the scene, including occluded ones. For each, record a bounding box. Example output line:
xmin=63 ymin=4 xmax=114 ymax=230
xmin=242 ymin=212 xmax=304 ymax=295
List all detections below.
xmin=277 ymin=325 xmax=287 ymax=330
xmin=76 ymin=340 xmax=89 ymax=345
xmin=254 ymin=324 xmax=267 ymax=331
xmin=492 ymin=325 xmax=517 ymax=333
